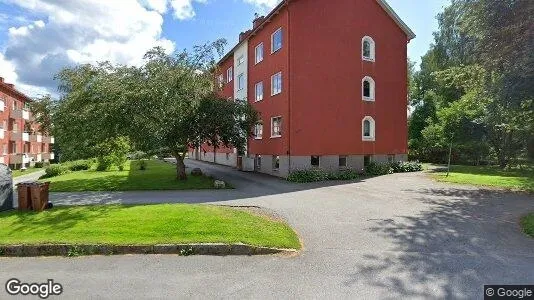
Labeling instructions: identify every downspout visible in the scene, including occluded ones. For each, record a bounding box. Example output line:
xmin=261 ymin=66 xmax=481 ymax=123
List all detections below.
xmin=287 ymin=0 xmax=292 ymax=175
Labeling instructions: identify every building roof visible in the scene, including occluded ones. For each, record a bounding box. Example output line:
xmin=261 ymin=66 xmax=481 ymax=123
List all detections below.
xmin=218 ymin=0 xmax=415 ymax=65
xmin=0 ymin=78 xmax=32 ymax=102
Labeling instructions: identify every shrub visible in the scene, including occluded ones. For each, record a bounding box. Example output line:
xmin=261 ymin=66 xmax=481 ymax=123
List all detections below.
xmin=43 ymin=165 xmax=70 ymax=178
xmin=96 ymin=156 xmax=114 ymax=171
xmin=333 ymin=169 xmax=361 ymax=180
xmin=34 ymin=162 xmax=44 ymax=168
xmin=287 ymin=169 xmax=331 ymax=183
xmin=391 ymin=161 xmax=423 ymax=173
xmin=139 ymin=160 xmax=147 ymax=171
xmin=66 ymin=159 xmax=94 ymax=171
xmin=365 ymin=161 xmax=393 ymax=176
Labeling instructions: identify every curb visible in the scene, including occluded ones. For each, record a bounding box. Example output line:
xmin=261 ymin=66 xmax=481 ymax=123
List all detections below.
xmin=0 ymin=243 xmax=299 ymax=257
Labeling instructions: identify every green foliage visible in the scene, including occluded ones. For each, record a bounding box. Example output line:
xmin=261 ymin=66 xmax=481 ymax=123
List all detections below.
xmin=34 ymin=162 xmax=45 ymax=168
xmin=287 ymin=169 xmax=331 ymax=183
xmin=67 ymin=246 xmax=84 ymax=257
xmin=365 ymin=162 xmax=394 ymax=176
xmin=64 ymin=159 xmax=94 ymax=171
xmin=179 ymin=247 xmax=194 ymax=256
xmin=139 ymin=160 xmax=147 ymax=171
xmin=96 ymin=137 xmax=131 ymax=171
xmin=43 ymin=165 xmax=71 ymax=178
xmin=332 ymin=169 xmax=361 ymax=181
xmin=390 ymin=161 xmax=424 ymax=173
xmin=521 ymin=214 xmax=534 ymax=238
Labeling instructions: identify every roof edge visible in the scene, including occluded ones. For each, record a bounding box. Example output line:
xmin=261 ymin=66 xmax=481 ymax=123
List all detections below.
xmin=375 ymin=0 xmax=416 ymax=40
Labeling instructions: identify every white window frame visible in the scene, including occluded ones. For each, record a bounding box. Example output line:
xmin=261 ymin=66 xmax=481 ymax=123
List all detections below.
xmin=271 ymin=72 xmax=282 ymax=96
xmin=362 ymin=76 xmax=375 ymax=101
xmin=272 ymin=155 xmax=280 ymax=171
xmin=362 ymin=36 xmax=376 ymax=62
xmin=362 ymin=116 xmax=376 ymax=141
xmin=237 ymin=55 xmax=244 ymax=65
xmin=271 ymin=27 xmax=283 ymax=53
xmin=227 ymin=67 xmax=233 ymax=83
xmin=237 ymin=73 xmax=245 ymax=91
xmin=255 ymin=43 xmax=264 ymax=64
xmin=255 ymin=81 xmax=263 ymax=102
xmin=254 ymin=123 xmax=263 ymax=139
xmin=271 ymin=116 xmax=282 ymax=138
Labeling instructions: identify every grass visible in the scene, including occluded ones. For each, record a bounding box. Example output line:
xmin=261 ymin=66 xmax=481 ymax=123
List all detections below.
xmin=521 ymin=213 xmax=534 ymax=238
xmin=0 ymin=204 xmax=301 ymax=249
xmin=429 ymin=164 xmax=534 ymax=193
xmin=41 ymin=160 xmax=219 ymax=192
xmin=12 ymin=167 xmax=43 ymax=178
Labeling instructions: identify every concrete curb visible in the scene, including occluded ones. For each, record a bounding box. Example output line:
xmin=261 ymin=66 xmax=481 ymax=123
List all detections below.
xmin=0 ymin=243 xmax=299 ymax=257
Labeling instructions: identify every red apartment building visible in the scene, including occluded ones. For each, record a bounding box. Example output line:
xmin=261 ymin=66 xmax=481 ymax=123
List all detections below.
xmin=190 ymin=0 xmax=415 ymax=177
xmin=0 ymin=77 xmax=55 ymax=170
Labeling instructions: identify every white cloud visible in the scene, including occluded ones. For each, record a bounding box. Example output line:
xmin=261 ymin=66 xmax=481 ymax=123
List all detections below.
xmin=243 ymin=0 xmax=281 ymax=12
xmin=1 ymin=0 xmax=176 ymax=96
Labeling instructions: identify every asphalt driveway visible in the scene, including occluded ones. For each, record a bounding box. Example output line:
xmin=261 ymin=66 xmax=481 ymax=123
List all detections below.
xmin=2 ymin=159 xmax=534 ymax=299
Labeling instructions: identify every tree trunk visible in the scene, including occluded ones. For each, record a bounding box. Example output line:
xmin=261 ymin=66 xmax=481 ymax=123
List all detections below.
xmin=174 ymin=154 xmax=187 ymax=180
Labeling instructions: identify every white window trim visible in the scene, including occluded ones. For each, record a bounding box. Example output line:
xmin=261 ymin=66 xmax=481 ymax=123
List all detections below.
xmin=255 ymin=43 xmax=264 ymax=65
xmin=237 ymin=73 xmax=245 ymax=91
xmin=362 ymin=36 xmax=376 ymax=62
xmin=237 ymin=55 xmax=244 ymax=65
xmin=362 ymin=76 xmax=375 ymax=101
xmin=271 ymin=116 xmax=282 ymax=138
xmin=273 ymin=155 xmax=280 ymax=171
xmin=227 ymin=67 xmax=233 ymax=83
xmin=271 ymin=72 xmax=282 ymax=96
xmin=255 ymin=82 xmax=263 ymax=102
xmin=254 ymin=123 xmax=263 ymax=140
xmin=271 ymin=27 xmax=283 ymax=54
xmin=362 ymin=116 xmax=376 ymax=141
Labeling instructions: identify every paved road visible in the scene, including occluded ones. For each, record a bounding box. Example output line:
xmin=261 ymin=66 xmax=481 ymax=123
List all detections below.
xmin=2 ymin=159 xmax=534 ymax=299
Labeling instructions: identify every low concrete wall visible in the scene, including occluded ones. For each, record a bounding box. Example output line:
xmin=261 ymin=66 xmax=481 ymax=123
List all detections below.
xmin=190 ymin=151 xmax=237 ymax=168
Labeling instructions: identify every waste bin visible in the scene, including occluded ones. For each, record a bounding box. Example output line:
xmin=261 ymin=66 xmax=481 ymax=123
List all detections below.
xmin=17 ymin=182 xmax=33 ymax=211
xmin=0 ymin=164 xmax=13 ymax=212
xmin=30 ymin=182 xmax=50 ymax=212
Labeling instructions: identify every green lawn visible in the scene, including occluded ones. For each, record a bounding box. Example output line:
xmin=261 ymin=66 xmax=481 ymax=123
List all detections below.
xmin=41 ymin=160 xmax=218 ymax=192
xmin=522 ymin=213 xmax=534 ymax=238
xmin=12 ymin=167 xmax=44 ymax=178
xmin=430 ymin=164 xmax=534 ymax=192
xmin=0 ymin=204 xmax=301 ymax=249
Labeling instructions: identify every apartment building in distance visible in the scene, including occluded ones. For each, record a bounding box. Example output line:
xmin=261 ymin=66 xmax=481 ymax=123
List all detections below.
xmin=0 ymin=77 xmax=55 ymax=170
xmin=190 ymin=0 xmax=415 ymax=177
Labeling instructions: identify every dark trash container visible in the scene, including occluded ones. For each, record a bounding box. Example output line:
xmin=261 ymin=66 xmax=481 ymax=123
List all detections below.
xmin=0 ymin=164 xmax=13 ymax=212
xmin=30 ymin=182 xmax=50 ymax=212
xmin=17 ymin=182 xmax=33 ymax=211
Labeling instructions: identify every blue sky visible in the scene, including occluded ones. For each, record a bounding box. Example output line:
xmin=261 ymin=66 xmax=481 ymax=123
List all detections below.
xmin=0 ymin=0 xmax=450 ymax=96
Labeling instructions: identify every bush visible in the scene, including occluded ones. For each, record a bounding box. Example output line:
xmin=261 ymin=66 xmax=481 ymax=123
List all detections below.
xmin=390 ymin=161 xmax=423 ymax=173
xmin=139 ymin=160 xmax=147 ymax=171
xmin=365 ymin=161 xmax=394 ymax=176
xmin=34 ymin=162 xmax=44 ymax=168
xmin=43 ymin=165 xmax=70 ymax=178
xmin=287 ymin=169 xmax=331 ymax=183
xmin=333 ymin=169 xmax=361 ymax=180
xmin=96 ymin=156 xmax=114 ymax=171
xmin=66 ymin=160 xmax=93 ymax=171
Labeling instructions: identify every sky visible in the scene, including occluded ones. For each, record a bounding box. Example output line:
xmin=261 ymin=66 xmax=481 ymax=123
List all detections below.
xmin=0 ymin=0 xmax=450 ymax=97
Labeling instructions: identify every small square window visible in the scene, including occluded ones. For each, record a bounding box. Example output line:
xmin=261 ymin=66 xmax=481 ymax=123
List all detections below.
xmin=364 ymin=155 xmax=372 ymax=167
xmin=255 ymin=43 xmax=264 ymax=64
xmin=271 ymin=28 xmax=283 ymax=53
xmin=271 ymin=116 xmax=282 ymax=137
xmin=339 ymin=156 xmax=347 ymax=167
xmin=273 ymin=155 xmax=280 ymax=170
xmin=388 ymin=155 xmax=395 ymax=163
xmin=311 ymin=156 xmax=320 ymax=167
xmin=226 ymin=153 xmax=230 ymax=160
xmin=256 ymin=155 xmax=262 ymax=169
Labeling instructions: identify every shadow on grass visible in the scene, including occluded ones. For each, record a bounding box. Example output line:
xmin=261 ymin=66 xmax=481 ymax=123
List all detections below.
xmin=345 ymin=188 xmax=534 ymax=298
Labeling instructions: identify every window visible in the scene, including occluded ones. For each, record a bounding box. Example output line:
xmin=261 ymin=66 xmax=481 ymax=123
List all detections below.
xmin=388 ymin=154 xmax=395 ymax=163
xmin=273 ymin=155 xmax=280 ymax=170
xmin=255 ymin=43 xmax=264 ymax=64
xmin=362 ymin=36 xmax=375 ymax=61
xmin=227 ymin=67 xmax=233 ymax=83
xmin=226 ymin=153 xmax=230 ymax=160
xmin=364 ymin=155 xmax=372 ymax=167
xmin=362 ymin=116 xmax=376 ymax=141
xmin=237 ymin=55 xmax=244 ymax=65
xmin=362 ymin=76 xmax=375 ymax=101
xmin=255 ymin=82 xmax=263 ymax=101
xmin=271 ymin=72 xmax=282 ymax=96
xmin=218 ymin=74 xmax=224 ymax=88
xmin=339 ymin=156 xmax=347 ymax=168
xmin=271 ymin=116 xmax=282 ymax=137
xmin=311 ymin=156 xmax=320 ymax=167
xmin=237 ymin=73 xmax=245 ymax=91
xmin=11 ymin=142 xmax=16 ymax=154
xmin=271 ymin=28 xmax=283 ymax=53
xmin=254 ymin=123 xmax=263 ymax=139
xmin=3 ymin=144 xmax=7 ymax=155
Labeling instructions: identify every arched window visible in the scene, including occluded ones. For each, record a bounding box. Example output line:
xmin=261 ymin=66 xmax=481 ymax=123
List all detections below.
xmin=362 ymin=76 xmax=375 ymax=101
xmin=362 ymin=116 xmax=375 ymax=141
xmin=362 ymin=36 xmax=375 ymax=61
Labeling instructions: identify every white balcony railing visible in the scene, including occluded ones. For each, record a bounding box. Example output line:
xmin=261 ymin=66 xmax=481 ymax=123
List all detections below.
xmin=37 ymin=134 xmax=42 ymax=143
xmin=22 ymin=132 xmax=30 ymax=142
xmin=0 ymin=157 xmax=4 ymax=164
xmin=23 ymin=154 xmax=31 ymax=164
xmin=37 ymin=154 xmax=42 ymax=162
xmin=50 ymin=153 xmax=55 ymax=160
xmin=22 ymin=110 xmax=30 ymax=120
xmin=50 ymin=136 xmax=55 ymax=144
xmin=0 ymin=129 xmax=4 ymax=139
xmin=0 ymin=100 xmax=4 ymax=112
